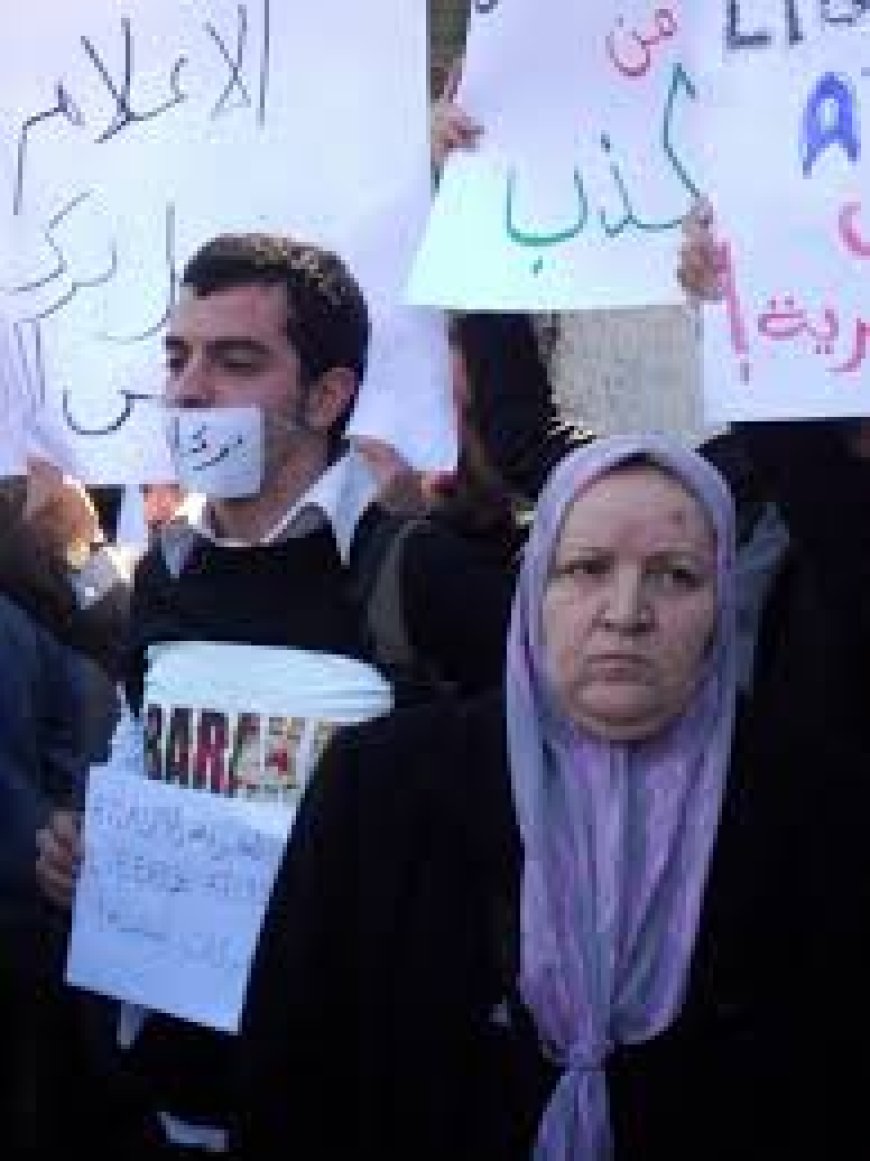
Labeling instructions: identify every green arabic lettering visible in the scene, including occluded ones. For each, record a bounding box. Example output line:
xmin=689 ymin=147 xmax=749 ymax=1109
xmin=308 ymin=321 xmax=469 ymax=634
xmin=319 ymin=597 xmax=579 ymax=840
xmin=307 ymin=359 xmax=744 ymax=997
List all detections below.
xmin=505 ymin=166 xmax=588 ymax=273
xmin=598 ymin=132 xmax=636 ymax=238
xmin=662 ymin=63 xmax=700 ymax=203
xmin=599 ymin=61 xmax=700 ymax=238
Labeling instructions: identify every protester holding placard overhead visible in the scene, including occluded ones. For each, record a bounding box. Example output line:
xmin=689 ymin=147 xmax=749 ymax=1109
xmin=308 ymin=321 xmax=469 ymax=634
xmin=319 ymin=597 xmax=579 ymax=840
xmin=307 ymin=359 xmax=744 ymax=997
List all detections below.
xmin=369 ymin=67 xmax=591 ymax=573
xmin=448 ymin=311 xmax=592 ymax=502
xmin=33 ymin=231 xmax=513 ymax=1155
xmin=357 ymin=309 xmax=592 ymax=574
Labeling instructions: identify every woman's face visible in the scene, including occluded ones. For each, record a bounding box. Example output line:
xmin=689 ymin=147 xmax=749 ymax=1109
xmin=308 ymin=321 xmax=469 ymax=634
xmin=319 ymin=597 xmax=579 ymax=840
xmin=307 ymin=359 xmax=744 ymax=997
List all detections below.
xmin=542 ymin=464 xmax=718 ymax=741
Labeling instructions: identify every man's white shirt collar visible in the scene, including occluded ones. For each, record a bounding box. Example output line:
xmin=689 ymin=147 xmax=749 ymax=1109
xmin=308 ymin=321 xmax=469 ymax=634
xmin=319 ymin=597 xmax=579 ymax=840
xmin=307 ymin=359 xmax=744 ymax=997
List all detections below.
xmin=160 ymin=448 xmax=378 ymax=578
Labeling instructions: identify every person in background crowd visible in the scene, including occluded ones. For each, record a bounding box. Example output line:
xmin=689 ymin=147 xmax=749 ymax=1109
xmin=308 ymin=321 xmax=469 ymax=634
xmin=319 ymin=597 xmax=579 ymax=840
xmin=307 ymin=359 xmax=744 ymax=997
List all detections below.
xmin=431 ymin=61 xmax=593 ymax=504
xmin=0 ymin=457 xmax=134 ymax=680
xmin=0 ymin=470 xmax=127 ymax=1155
xmin=390 ymin=61 xmax=592 ymax=570
xmin=449 ymin=311 xmax=592 ymax=502
xmin=356 ymin=308 xmax=591 ymax=575
xmin=142 ymin=482 xmax=185 ymax=539
xmin=0 ymin=590 xmax=112 ymax=1155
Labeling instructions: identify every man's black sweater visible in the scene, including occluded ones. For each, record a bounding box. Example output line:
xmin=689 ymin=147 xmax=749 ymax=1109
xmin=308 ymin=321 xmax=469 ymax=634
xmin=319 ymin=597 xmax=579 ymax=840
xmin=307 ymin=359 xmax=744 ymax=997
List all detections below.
xmin=110 ymin=503 xmax=514 ymax=1139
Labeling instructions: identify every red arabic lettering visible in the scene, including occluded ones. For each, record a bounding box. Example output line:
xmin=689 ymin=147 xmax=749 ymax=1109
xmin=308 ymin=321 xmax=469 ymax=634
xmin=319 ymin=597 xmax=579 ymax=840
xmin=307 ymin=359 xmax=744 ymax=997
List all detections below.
xmin=606 ymin=7 xmax=678 ymax=80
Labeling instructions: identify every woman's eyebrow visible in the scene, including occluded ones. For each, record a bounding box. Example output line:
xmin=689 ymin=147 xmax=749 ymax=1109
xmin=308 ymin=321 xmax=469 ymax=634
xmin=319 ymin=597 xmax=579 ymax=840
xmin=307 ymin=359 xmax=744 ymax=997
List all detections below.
xmin=549 ymin=546 xmax=611 ymax=571
xmin=645 ymin=548 xmax=717 ymax=573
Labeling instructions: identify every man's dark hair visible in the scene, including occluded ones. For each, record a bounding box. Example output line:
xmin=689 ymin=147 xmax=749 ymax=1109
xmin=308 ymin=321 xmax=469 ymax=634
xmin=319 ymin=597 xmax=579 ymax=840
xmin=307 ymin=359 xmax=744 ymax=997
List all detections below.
xmin=182 ymin=233 xmax=370 ymax=442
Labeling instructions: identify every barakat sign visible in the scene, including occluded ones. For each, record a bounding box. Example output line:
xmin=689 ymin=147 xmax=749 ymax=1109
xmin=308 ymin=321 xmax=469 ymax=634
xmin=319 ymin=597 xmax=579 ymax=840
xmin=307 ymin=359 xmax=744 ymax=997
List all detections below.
xmin=145 ymin=704 xmax=335 ymax=803
xmin=141 ymin=641 xmax=394 ymax=804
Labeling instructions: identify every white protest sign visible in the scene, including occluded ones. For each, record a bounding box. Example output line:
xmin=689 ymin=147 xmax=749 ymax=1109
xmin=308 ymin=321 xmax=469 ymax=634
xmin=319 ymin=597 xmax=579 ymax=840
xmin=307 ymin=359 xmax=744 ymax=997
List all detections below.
xmin=681 ymin=5 xmax=870 ymax=420
xmin=67 ymin=767 xmax=291 ymax=1033
xmin=0 ymin=0 xmax=452 ymax=482
xmin=408 ymin=0 xmax=700 ymax=311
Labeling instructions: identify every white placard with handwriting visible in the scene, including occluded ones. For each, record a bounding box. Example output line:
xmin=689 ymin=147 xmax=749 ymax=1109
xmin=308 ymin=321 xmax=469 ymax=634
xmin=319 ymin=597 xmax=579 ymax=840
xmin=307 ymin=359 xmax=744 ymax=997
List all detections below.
xmin=686 ymin=4 xmax=870 ymax=420
xmin=0 ymin=0 xmax=451 ymax=482
xmin=66 ymin=767 xmax=291 ymax=1033
xmin=408 ymin=0 xmax=698 ymax=310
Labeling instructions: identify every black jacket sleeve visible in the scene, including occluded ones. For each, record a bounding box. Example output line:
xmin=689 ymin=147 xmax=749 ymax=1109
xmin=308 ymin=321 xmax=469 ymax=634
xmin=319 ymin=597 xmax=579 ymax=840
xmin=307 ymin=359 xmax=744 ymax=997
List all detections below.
xmin=238 ymin=693 xmax=527 ymax=1160
xmin=238 ymin=722 xmax=360 ymax=1157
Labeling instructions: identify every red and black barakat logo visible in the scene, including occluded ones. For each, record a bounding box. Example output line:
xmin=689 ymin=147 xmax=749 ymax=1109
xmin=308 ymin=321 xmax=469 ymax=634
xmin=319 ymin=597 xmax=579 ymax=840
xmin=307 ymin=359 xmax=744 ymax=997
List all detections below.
xmin=144 ymin=705 xmax=335 ymax=800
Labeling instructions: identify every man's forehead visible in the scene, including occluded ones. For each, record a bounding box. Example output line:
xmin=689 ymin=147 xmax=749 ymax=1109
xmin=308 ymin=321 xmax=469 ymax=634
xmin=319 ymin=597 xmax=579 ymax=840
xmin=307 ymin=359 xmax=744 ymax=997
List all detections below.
xmin=168 ymin=282 xmax=289 ymax=337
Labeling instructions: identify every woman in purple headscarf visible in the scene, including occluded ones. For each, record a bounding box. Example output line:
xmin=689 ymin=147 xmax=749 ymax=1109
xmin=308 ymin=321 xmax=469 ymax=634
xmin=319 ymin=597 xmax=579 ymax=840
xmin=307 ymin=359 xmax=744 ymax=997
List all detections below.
xmin=504 ymin=433 xmax=736 ymax=1159
xmin=240 ymin=432 xmax=774 ymax=1160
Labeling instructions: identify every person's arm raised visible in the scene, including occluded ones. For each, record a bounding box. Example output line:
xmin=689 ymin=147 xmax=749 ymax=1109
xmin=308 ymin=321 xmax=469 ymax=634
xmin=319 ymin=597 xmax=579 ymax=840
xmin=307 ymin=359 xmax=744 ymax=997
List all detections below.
xmin=430 ymin=58 xmax=483 ymax=177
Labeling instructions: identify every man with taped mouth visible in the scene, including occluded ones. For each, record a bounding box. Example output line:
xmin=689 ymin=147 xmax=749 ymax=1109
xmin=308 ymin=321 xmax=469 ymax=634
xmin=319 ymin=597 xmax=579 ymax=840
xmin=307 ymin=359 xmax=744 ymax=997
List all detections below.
xmin=34 ymin=232 xmax=513 ymax=1157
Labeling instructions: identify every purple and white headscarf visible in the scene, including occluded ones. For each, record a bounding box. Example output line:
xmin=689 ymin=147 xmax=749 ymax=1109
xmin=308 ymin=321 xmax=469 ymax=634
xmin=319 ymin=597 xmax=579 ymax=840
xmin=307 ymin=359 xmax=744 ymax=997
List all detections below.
xmin=506 ymin=435 xmax=737 ymax=1160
